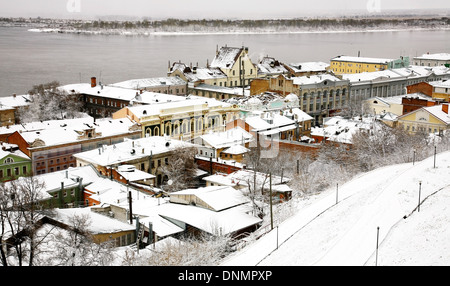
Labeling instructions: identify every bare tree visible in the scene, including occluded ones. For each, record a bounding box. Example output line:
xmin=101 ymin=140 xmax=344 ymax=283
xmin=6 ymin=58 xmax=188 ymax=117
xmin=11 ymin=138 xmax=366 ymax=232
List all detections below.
xmin=46 ymin=213 xmax=115 ymax=266
xmin=126 ymin=233 xmax=231 ymax=266
xmin=159 ymin=146 xmax=198 ymax=192
xmin=0 ymin=176 xmax=49 ymax=266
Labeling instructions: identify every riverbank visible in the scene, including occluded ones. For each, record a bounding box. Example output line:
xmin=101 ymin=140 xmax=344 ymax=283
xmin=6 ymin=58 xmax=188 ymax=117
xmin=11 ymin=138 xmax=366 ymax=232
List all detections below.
xmin=2 ymin=15 xmax=450 ymax=36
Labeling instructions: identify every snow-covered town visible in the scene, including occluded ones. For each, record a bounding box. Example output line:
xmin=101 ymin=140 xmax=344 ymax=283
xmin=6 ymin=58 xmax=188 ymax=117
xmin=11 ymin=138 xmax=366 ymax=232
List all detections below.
xmin=1 ymin=2 xmax=450 ymax=270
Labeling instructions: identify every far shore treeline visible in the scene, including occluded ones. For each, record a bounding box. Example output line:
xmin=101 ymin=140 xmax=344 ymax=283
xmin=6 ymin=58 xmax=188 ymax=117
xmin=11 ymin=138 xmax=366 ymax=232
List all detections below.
xmin=1 ymin=15 xmax=449 ymax=33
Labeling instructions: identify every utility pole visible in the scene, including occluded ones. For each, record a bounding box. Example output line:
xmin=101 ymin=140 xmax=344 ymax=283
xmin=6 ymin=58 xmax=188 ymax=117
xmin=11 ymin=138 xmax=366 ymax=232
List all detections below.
xmin=418 ymin=181 xmax=422 ymax=212
xmin=433 ymin=146 xmax=436 ymax=168
xmin=336 ymin=183 xmax=339 ymax=205
xmin=270 ymin=173 xmax=273 ymax=230
xmin=128 ymin=188 xmax=133 ymax=225
xmin=375 ymin=226 xmax=380 ymax=266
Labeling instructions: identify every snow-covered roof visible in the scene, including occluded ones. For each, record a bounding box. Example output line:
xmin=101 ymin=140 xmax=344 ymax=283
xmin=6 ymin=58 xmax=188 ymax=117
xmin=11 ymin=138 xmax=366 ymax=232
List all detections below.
xmin=331 ymin=55 xmax=393 ymax=64
xmin=429 ymin=79 xmax=450 ymax=88
xmin=200 ymin=126 xmax=253 ymax=149
xmin=157 ymin=202 xmax=261 ymax=236
xmin=110 ymin=76 xmax=186 ymax=89
xmin=170 ymin=186 xmax=249 ymax=211
xmin=19 ymin=117 xmax=139 ymax=148
xmin=343 ymin=66 xmax=450 ymax=83
xmin=5 ymin=165 xmax=100 ymax=200
xmin=287 ymin=61 xmax=330 ymax=73
xmin=210 ymin=46 xmax=242 ymax=69
xmin=422 ymin=105 xmax=450 ymax=124
xmin=84 ymin=177 xmax=155 ymax=206
xmin=414 ymin=53 xmax=450 ymax=61
xmin=131 ymin=92 xmax=185 ymax=105
xmin=50 ymin=208 xmax=136 ymax=234
xmin=221 ymin=144 xmax=249 ymax=155
xmin=0 ymin=115 xmax=90 ymax=135
xmin=117 ymin=165 xmax=155 ymax=182
xmin=74 ymin=136 xmax=197 ymax=167
xmin=0 ymin=143 xmax=30 ymax=161
xmin=204 ymin=170 xmax=289 ymax=190
xmin=369 ymin=95 xmax=404 ymax=106
xmin=257 ymin=57 xmax=289 ymax=75
xmin=282 ymin=107 xmax=314 ymax=122
xmin=0 ymin=94 xmax=31 ymax=108
xmin=292 ymin=74 xmax=342 ymax=85
xmin=181 ymin=67 xmax=227 ymax=82
xmin=311 ymin=116 xmax=376 ymax=144
xmin=60 ymin=83 xmax=141 ymax=101
xmin=61 ymin=83 xmax=184 ymax=104
xmin=192 ymin=83 xmax=247 ymax=96
xmin=244 ymin=112 xmax=297 ymax=135
xmin=123 ymin=96 xmax=231 ymax=119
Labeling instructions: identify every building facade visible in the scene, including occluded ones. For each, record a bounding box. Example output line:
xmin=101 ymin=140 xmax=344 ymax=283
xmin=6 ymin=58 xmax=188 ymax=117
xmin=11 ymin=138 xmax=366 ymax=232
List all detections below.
xmin=6 ymin=117 xmax=141 ymax=175
xmin=330 ymin=55 xmax=409 ymax=75
xmin=397 ymin=104 xmax=450 ymax=134
xmin=251 ymin=74 xmax=349 ymax=125
xmin=0 ymin=143 xmax=31 ymax=182
xmin=112 ymin=96 xmax=240 ymax=142
xmin=412 ymin=53 xmax=450 ymax=67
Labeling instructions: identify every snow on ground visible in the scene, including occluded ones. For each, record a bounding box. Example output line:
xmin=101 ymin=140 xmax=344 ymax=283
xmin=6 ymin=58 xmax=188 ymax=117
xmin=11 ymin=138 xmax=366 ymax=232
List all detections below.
xmin=221 ymin=151 xmax=450 ymax=266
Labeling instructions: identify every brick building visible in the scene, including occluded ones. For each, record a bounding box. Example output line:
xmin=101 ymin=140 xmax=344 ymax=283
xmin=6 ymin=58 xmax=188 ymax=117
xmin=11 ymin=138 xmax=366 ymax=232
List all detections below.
xmin=6 ymin=117 xmax=141 ymax=175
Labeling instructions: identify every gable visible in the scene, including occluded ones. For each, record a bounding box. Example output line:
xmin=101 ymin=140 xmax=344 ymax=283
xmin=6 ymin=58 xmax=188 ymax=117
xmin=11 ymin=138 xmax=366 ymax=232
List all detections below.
xmin=399 ymin=108 xmax=447 ymax=125
xmin=0 ymin=153 xmax=31 ymax=164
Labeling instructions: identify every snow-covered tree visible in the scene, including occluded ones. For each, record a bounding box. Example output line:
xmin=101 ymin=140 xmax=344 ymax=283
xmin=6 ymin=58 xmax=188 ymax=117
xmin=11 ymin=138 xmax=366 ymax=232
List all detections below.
xmin=0 ymin=176 xmax=49 ymax=266
xmin=121 ymin=233 xmax=231 ymax=266
xmin=18 ymin=81 xmax=84 ymax=123
xmin=44 ymin=213 xmax=115 ymax=266
xmin=159 ymin=146 xmax=198 ymax=192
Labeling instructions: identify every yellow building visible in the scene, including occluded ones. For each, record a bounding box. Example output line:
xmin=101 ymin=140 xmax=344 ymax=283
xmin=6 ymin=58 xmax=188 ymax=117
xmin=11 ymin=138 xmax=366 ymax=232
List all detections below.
xmin=364 ymin=96 xmax=404 ymax=116
xmin=209 ymin=45 xmax=258 ymax=87
xmin=330 ymin=55 xmax=393 ymax=75
xmin=397 ymin=104 xmax=450 ymax=134
xmin=168 ymin=46 xmax=258 ymax=89
xmin=112 ymin=96 xmax=240 ymax=142
xmin=430 ymin=80 xmax=450 ymax=102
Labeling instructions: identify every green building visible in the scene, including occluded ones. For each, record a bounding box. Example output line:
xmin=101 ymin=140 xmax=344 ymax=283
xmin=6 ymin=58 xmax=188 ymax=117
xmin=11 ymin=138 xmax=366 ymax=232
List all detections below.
xmin=0 ymin=144 xmax=31 ymax=182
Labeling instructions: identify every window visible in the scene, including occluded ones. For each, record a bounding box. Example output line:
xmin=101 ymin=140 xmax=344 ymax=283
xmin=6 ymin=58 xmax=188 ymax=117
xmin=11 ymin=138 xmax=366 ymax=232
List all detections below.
xmin=14 ymin=167 xmax=19 ymax=176
xmin=4 ymin=158 xmax=14 ymax=164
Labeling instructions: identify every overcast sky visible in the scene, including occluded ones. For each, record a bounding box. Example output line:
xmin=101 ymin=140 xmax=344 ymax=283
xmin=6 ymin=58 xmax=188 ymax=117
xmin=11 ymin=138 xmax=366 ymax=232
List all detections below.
xmin=1 ymin=0 xmax=450 ymax=19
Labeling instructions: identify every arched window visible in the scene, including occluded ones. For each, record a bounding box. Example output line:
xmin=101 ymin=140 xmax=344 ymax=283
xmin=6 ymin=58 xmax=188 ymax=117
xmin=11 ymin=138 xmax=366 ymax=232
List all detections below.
xmin=153 ymin=126 xmax=160 ymax=136
xmin=4 ymin=157 xmax=14 ymax=164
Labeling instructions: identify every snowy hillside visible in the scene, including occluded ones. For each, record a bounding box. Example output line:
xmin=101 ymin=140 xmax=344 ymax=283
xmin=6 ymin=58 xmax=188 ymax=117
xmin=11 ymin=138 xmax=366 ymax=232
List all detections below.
xmin=221 ymin=151 xmax=450 ymax=266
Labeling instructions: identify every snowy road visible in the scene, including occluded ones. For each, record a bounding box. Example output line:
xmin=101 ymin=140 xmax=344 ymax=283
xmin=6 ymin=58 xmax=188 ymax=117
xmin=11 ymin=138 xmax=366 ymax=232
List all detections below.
xmin=221 ymin=151 xmax=450 ymax=266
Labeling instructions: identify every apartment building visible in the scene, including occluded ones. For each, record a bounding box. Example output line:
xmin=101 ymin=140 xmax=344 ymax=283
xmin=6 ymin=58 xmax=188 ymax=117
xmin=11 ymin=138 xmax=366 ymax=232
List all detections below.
xmin=330 ymin=55 xmax=409 ymax=75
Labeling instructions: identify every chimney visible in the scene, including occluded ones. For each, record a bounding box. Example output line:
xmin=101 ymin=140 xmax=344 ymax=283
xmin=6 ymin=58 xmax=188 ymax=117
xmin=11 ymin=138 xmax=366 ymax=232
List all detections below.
xmin=443 ymin=103 xmax=449 ymax=114
xmin=91 ymin=77 xmax=97 ymax=88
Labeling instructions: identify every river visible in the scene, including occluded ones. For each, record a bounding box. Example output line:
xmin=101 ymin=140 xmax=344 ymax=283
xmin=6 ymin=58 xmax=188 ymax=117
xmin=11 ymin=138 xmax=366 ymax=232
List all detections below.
xmin=1 ymin=26 xmax=449 ymax=96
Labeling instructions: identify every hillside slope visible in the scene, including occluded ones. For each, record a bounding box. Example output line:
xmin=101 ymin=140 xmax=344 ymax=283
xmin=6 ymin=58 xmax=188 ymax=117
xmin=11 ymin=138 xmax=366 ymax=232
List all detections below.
xmin=221 ymin=151 xmax=450 ymax=266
